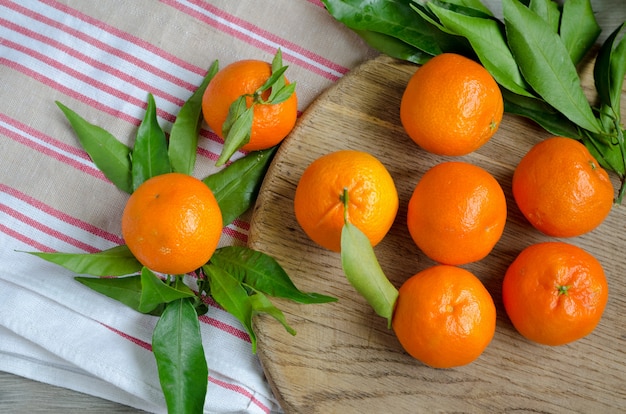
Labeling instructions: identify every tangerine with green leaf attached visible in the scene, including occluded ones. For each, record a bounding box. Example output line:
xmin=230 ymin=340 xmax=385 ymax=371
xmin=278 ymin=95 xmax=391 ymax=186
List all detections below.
xmin=202 ymin=54 xmax=298 ymax=157
xmin=294 ymin=150 xmax=398 ymax=252
xmin=122 ymin=172 xmax=223 ymax=275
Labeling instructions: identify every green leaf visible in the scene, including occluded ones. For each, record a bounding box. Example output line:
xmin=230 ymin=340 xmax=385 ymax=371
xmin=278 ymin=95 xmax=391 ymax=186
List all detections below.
xmin=502 ymin=0 xmax=602 ymax=134
xmin=583 ymin=130 xmax=626 ymax=178
xmin=340 ymin=222 xmax=398 ymax=328
xmin=267 ymin=83 xmax=297 ymax=106
xmin=268 ymin=49 xmax=287 ymax=101
xmin=258 ymin=66 xmax=288 ymax=97
xmin=248 ymin=290 xmax=296 ymax=336
xmin=138 ymin=268 xmax=195 ymax=314
xmin=559 ymin=0 xmax=600 ymax=65
xmin=209 ymin=246 xmax=337 ymax=304
xmin=153 ymin=298 xmax=208 ymax=414
xmin=131 ymin=94 xmax=171 ymax=190
xmin=425 ymin=0 xmax=495 ymax=18
xmin=528 ymin=0 xmax=560 ymax=33
xmin=427 ymin=3 xmax=533 ymax=97
xmin=168 ymin=60 xmax=220 ymax=175
xmin=216 ymin=96 xmax=254 ymax=166
xmin=25 ymin=244 xmax=143 ymax=276
xmin=74 ymin=274 xmax=165 ymax=315
xmin=204 ymin=146 xmax=277 ymax=226
xmin=56 ymin=101 xmax=133 ymax=194
xmin=203 ymin=264 xmax=257 ymax=351
xmin=352 ymin=29 xmax=433 ymax=64
xmin=594 ymin=23 xmax=626 ymax=118
xmin=320 ymin=0 xmax=471 ymax=56
xmin=502 ymin=89 xmax=582 ymax=139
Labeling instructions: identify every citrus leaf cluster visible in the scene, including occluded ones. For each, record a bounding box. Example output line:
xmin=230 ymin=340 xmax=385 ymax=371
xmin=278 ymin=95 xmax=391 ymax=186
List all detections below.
xmin=25 ymin=50 xmax=330 ymax=414
xmin=321 ymin=0 xmax=626 ymax=202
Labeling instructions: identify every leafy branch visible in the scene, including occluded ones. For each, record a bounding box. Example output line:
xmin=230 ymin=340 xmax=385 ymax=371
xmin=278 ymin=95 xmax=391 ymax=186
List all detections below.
xmin=26 ymin=50 xmax=333 ymax=414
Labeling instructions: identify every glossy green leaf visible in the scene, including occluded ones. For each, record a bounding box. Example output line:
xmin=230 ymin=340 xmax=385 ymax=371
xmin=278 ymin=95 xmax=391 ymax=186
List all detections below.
xmin=56 ymin=101 xmax=133 ymax=194
xmin=583 ymin=130 xmax=626 ymax=178
xmin=529 ymin=0 xmax=560 ymax=33
xmin=267 ymin=83 xmax=297 ymax=106
xmin=26 ymin=244 xmax=142 ymax=276
xmin=352 ymin=29 xmax=433 ymax=64
xmin=203 ymin=146 xmax=277 ymax=226
xmin=426 ymin=0 xmax=494 ymax=18
xmin=153 ymin=298 xmax=208 ymax=414
xmin=131 ymin=93 xmax=171 ymax=190
xmin=209 ymin=246 xmax=337 ymax=304
xmin=216 ymin=96 xmax=253 ymax=166
xmin=258 ymin=66 xmax=288 ymax=96
xmin=74 ymin=274 xmax=166 ymax=315
xmin=502 ymin=89 xmax=582 ymax=139
xmin=203 ymin=264 xmax=257 ymax=351
xmin=594 ymin=23 xmax=626 ymax=118
xmin=168 ymin=60 xmax=219 ymax=175
xmin=427 ymin=3 xmax=533 ymax=97
xmin=248 ymin=290 xmax=296 ymax=336
xmin=268 ymin=49 xmax=287 ymax=101
xmin=502 ymin=0 xmax=602 ymax=133
xmin=138 ymin=268 xmax=195 ymax=314
xmin=559 ymin=0 xmax=600 ymax=65
xmin=341 ymin=222 xmax=398 ymax=328
xmin=320 ymin=0 xmax=471 ymax=56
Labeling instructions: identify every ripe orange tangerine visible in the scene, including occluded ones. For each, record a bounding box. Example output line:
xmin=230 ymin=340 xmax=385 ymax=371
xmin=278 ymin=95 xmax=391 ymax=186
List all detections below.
xmin=400 ymin=53 xmax=503 ymax=156
xmin=294 ymin=150 xmax=398 ymax=252
xmin=202 ymin=59 xmax=298 ymax=152
xmin=122 ymin=173 xmax=223 ymax=275
xmin=502 ymin=241 xmax=609 ymax=346
xmin=512 ymin=136 xmax=614 ymax=237
xmin=406 ymin=161 xmax=507 ymax=265
xmin=392 ymin=265 xmax=496 ymax=368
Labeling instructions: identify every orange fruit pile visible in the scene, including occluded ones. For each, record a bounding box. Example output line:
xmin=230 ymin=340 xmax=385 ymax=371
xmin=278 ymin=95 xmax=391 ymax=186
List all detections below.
xmin=202 ymin=59 xmax=298 ymax=152
xmin=406 ymin=161 xmax=507 ymax=265
xmin=392 ymin=265 xmax=496 ymax=368
xmin=502 ymin=242 xmax=608 ymax=346
xmin=294 ymin=150 xmax=398 ymax=252
xmin=122 ymin=173 xmax=223 ymax=275
xmin=512 ymin=136 xmax=614 ymax=237
xmin=291 ymin=53 xmax=615 ymax=369
xmin=400 ymin=53 xmax=503 ymax=156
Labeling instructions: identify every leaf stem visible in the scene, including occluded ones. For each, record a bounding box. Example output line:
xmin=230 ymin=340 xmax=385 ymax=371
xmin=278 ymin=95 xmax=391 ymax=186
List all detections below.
xmin=340 ymin=187 xmax=349 ymax=224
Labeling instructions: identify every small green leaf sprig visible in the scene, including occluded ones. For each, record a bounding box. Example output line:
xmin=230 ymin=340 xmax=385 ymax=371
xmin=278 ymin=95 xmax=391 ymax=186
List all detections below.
xmin=26 ymin=50 xmax=334 ymax=414
xmin=321 ymin=0 xmax=626 ymax=202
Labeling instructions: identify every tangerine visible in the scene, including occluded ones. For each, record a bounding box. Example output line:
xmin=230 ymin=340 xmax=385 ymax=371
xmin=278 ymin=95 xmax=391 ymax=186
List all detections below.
xmin=294 ymin=150 xmax=398 ymax=252
xmin=121 ymin=173 xmax=223 ymax=275
xmin=406 ymin=161 xmax=507 ymax=265
xmin=202 ymin=59 xmax=298 ymax=152
xmin=502 ymin=241 xmax=608 ymax=346
xmin=512 ymin=136 xmax=614 ymax=237
xmin=400 ymin=53 xmax=503 ymax=156
xmin=392 ymin=265 xmax=496 ymax=368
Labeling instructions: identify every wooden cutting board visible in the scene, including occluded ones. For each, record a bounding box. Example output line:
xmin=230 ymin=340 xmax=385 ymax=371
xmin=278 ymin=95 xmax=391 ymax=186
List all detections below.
xmin=247 ymin=54 xmax=626 ymax=413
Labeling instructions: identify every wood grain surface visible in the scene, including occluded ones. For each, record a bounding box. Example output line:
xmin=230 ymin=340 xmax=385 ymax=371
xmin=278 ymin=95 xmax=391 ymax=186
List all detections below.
xmin=247 ymin=54 xmax=626 ymax=413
